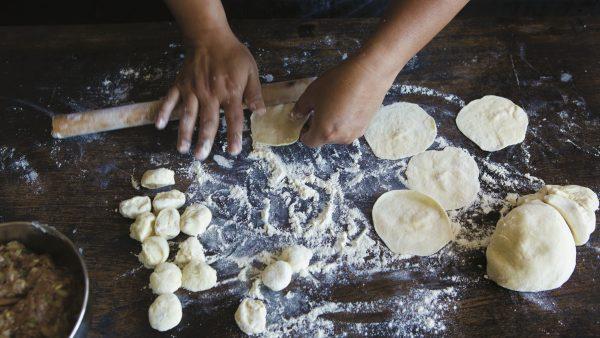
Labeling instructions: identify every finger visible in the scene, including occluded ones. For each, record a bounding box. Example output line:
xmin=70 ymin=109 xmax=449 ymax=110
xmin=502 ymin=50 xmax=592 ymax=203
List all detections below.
xmin=300 ymin=120 xmax=327 ymax=148
xmin=243 ymin=69 xmax=266 ymax=116
xmin=223 ymin=97 xmax=244 ymax=156
xmin=156 ymin=86 xmax=180 ymax=129
xmin=177 ymin=93 xmax=198 ymax=154
xmin=194 ymin=99 xmax=220 ymax=161
xmin=290 ymin=89 xmax=314 ymax=121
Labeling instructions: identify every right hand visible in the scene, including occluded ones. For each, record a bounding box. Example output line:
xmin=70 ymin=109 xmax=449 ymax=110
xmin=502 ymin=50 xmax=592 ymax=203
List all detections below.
xmin=156 ymin=29 xmax=265 ymax=160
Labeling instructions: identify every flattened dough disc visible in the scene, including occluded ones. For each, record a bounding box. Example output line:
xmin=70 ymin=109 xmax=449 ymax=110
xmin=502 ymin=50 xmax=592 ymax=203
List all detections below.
xmin=251 ymin=103 xmax=307 ymax=146
xmin=456 ymin=95 xmax=528 ymax=152
xmin=364 ymin=102 xmax=437 ymax=160
xmin=372 ymin=190 xmax=453 ymax=256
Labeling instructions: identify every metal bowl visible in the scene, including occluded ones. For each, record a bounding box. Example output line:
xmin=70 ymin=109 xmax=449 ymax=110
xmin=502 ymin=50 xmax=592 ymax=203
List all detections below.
xmin=0 ymin=221 xmax=90 ymax=338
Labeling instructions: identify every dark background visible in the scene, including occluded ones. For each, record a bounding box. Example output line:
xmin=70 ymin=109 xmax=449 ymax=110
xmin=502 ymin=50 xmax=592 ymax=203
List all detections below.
xmin=1 ymin=0 xmax=600 ymax=25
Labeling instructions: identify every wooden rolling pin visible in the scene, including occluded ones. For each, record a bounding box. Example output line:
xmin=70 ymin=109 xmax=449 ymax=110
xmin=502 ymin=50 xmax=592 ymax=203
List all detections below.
xmin=51 ymin=77 xmax=315 ymax=139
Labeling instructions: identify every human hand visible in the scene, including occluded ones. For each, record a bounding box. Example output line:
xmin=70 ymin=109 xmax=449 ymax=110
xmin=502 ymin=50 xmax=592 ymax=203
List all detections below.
xmin=156 ymin=29 xmax=265 ymax=160
xmin=291 ymin=57 xmax=397 ymax=147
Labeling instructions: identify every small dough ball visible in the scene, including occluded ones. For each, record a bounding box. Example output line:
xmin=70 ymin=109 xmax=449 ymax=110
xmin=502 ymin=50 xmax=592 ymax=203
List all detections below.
xmin=148 ymin=293 xmax=182 ymax=332
xmin=182 ymin=260 xmax=217 ymax=292
xmin=406 ymin=147 xmax=480 ymax=210
xmin=175 ymin=236 xmax=205 ymax=266
xmin=280 ymin=245 xmax=312 ymax=273
xmin=372 ymin=190 xmax=454 ymax=256
xmin=545 ymin=184 xmax=599 ymax=211
xmin=456 ymin=95 xmax=528 ymax=151
xmin=130 ymin=212 xmax=155 ymax=242
xmin=154 ymin=208 xmax=181 ymax=240
xmin=250 ymin=103 xmax=307 ymax=146
xmin=150 ymin=262 xmax=182 ymax=295
xmin=486 ymin=201 xmax=576 ymax=292
xmin=153 ymin=189 xmax=186 ymax=212
xmin=261 ymin=260 xmax=292 ymax=291
xmin=139 ymin=236 xmax=169 ymax=268
xmin=141 ymin=168 xmax=175 ymax=189
xmin=119 ymin=196 xmax=151 ymax=219
xmin=235 ymin=298 xmax=267 ymax=335
xmin=364 ymin=102 xmax=437 ymax=160
xmin=180 ymin=204 xmax=212 ymax=236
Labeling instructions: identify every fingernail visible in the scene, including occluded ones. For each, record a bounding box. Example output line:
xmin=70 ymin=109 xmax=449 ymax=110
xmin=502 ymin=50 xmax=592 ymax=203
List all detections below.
xmin=196 ymin=141 xmax=211 ymax=161
xmin=229 ymin=134 xmax=242 ymax=156
xmin=156 ymin=117 xmax=167 ymax=129
xmin=178 ymin=140 xmax=190 ymax=154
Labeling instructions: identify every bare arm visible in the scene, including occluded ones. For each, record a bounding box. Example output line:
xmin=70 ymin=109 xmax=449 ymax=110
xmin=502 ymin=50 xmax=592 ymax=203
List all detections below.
xmin=159 ymin=0 xmax=265 ymax=159
xmin=294 ymin=0 xmax=469 ymax=147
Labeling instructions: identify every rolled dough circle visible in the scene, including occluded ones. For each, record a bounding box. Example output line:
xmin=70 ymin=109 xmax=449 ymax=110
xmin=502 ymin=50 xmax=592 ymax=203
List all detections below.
xmin=372 ymin=190 xmax=453 ymax=256
xmin=456 ymin=95 xmax=528 ymax=151
xmin=486 ymin=201 xmax=576 ymax=292
xmin=406 ymin=147 xmax=480 ymax=210
xmin=250 ymin=103 xmax=308 ymax=146
xmin=364 ymin=102 xmax=437 ymax=160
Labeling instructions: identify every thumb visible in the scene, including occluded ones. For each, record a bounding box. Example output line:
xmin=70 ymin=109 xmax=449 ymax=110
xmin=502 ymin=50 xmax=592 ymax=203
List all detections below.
xmin=290 ymin=89 xmax=314 ymax=121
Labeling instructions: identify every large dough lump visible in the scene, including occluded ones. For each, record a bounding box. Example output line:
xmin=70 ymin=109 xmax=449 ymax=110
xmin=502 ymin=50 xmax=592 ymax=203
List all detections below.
xmin=372 ymin=190 xmax=454 ymax=256
xmin=364 ymin=102 xmax=437 ymax=160
xmin=456 ymin=95 xmax=528 ymax=151
xmin=486 ymin=201 xmax=576 ymax=292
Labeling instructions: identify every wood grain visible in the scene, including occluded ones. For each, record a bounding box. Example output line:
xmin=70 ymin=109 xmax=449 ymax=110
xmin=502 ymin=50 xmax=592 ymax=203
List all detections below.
xmin=0 ymin=16 xmax=599 ymax=337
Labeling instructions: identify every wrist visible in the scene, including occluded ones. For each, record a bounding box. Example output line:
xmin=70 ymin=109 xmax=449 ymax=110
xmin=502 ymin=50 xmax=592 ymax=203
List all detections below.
xmin=183 ymin=25 xmax=236 ymax=48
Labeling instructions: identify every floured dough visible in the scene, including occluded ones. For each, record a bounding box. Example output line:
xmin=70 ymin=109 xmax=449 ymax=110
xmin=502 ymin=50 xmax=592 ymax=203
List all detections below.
xmin=517 ymin=185 xmax=598 ymax=245
xmin=486 ymin=201 xmax=576 ymax=292
xmin=372 ymin=190 xmax=453 ymax=256
xmin=153 ymin=189 xmax=186 ymax=211
xmin=148 ymin=293 xmax=182 ymax=332
xmin=280 ymin=245 xmax=312 ymax=273
xmin=139 ymin=236 xmax=169 ymax=268
xmin=235 ymin=298 xmax=267 ymax=335
xmin=456 ymin=95 xmax=528 ymax=151
xmin=130 ymin=211 xmax=155 ymax=242
xmin=406 ymin=147 xmax=480 ymax=210
xmin=364 ymin=102 xmax=437 ymax=160
xmin=180 ymin=204 xmax=212 ymax=236
xmin=154 ymin=208 xmax=180 ymax=240
xmin=119 ymin=196 xmax=151 ymax=219
xmin=141 ymin=168 xmax=175 ymax=189
xmin=250 ymin=103 xmax=308 ymax=146
xmin=261 ymin=260 xmax=293 ymax=291
xmin=182 ymin=260 xmax=217 ymax=292
xmin=175 ymin=236 xmax=205 ymax=266
xmin=150 ymin=262 xmax=182 ymax=295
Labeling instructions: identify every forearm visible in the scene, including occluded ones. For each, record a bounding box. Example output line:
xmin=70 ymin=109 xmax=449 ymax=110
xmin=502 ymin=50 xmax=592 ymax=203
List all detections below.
xmin=164 ymin=0 xmax=232 ymax=45
xmin=358 ymin=0 xmax=469 ymax=80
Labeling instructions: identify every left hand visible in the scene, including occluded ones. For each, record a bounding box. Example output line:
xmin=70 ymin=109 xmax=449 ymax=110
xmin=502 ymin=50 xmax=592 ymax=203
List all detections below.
xmin=291 ymin=57 xmax=396 ymax=147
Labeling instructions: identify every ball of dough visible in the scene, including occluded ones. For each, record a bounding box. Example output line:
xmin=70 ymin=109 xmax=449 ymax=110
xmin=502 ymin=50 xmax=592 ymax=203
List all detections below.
xmin=119 ymin=196 xmax=151 ymax=219
xmin=182 ymin=260 xmax=217 ymax=292
xmin=261 ymin=260 xmax=293 ymax=291
xmin=456 ymin=95 xmax=528 ymax=151
xmin=139 ymin=236 xmax=170 ymax=268
xmin=372 ymin=190 xmax=454 ymax=256
xmin=154 ymin=208 xmax=181 ymax=240
xmin=148 ymin=293 xmax=182 ymax=332
xmin=250 ymin=103 xmax=307 ymax=146
xmin=280 ymin=245 xmax=312 ymax=273
xmin=235 ymin=298 xmax=267 ymax=335
xmin=364 ymin=102 xmax=437 ymax=160
xmin=180 ymin=204 xmax=212 ymax=236
xmin=130 ymin=211 xmax=155 ymax=242
xmin=406 ymin=147 xmax=480 ymax=210
xmin=175 ymin=236 xmax=205 ymax=266
xmin=141 ymin=168 xmax=175 ymax=189
xmin=486 ymin=201 xmax=576 ymax=292
xmin=153 ymin=189 xmax=186 ymax=212
xmin=150 ymin=262 xmax=182 ymax=295
xmin=545 ymin=184 xmax=599 ymax=211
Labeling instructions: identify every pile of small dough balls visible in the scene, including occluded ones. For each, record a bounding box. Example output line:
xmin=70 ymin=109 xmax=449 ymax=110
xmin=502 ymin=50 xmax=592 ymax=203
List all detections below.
xmin=235 ymin=245 xmax=313 ymax=335
xmin=366 ymin=97 xmax=598 ymax=293
xmin=118 ymin=168 xmax=216 ymax=332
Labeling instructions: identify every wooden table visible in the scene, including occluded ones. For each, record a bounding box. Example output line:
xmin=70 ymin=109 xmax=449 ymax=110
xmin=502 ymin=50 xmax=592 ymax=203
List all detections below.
xmin=0 ymin=17 xmax=599 ymax=337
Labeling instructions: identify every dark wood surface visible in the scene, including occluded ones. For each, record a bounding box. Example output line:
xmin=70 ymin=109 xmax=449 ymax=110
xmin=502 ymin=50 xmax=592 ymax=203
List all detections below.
xmin=0 ymin=16 xmax=599 ymax=337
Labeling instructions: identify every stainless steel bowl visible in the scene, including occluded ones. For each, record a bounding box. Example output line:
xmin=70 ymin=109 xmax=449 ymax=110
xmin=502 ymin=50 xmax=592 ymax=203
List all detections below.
xmin=0 ymin=221 xmax=90 ymax=338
